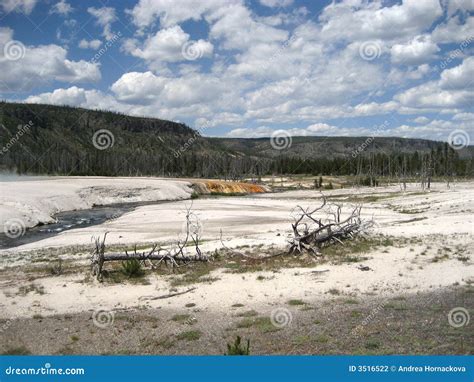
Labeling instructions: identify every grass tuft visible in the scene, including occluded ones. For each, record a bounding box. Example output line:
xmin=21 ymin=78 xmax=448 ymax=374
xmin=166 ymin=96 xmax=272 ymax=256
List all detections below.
xmin=176 ymin=330 xmax=202 ymax=341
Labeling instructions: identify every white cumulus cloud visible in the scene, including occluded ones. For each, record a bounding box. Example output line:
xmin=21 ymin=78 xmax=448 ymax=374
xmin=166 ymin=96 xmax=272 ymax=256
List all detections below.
xmin=0 ymin=27 xmax=101 ymax=92
xmin=78 ymin=39 xmax=102 ymax=50
xmin=391 ymin=35 xmax=440 ymax=65
xmin=87 ymin=6 xmax=117 ymax=40
xmin=123 ymin=25 xmax=213 ymax=67
xmin=1 ymin=0 xmax=37 ymax=14
xmin=50 ymin=0 xmax=73 ymax=16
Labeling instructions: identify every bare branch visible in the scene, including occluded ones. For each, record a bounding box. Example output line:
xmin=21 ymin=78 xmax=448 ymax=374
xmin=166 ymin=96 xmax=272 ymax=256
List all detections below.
xmin=90 ymin=204 xmax=208 ymax=280
xmin=288 ymin=199 xmax=372 ymax=256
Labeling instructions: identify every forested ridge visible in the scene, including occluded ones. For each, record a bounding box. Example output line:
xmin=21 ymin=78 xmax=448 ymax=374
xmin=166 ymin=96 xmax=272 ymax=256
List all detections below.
xmin=1 ymin=102 xmax=473 ymax=179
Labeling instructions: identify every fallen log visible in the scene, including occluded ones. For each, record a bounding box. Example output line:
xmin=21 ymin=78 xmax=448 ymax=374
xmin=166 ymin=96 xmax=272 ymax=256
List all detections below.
xmin=288 ymin=194 xmax=373 ymax=255
xmin=91 ymin=203 xmax=209 ymax=281
xmin=98 ymin=252 xmax=208 ymax=262
xmin=90 ymin=235 xmax=209 ymax=281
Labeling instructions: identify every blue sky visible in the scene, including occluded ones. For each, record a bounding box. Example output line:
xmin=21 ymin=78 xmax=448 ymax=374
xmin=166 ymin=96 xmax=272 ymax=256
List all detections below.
xmin=0 ymin=0 xmax=473 ymax=142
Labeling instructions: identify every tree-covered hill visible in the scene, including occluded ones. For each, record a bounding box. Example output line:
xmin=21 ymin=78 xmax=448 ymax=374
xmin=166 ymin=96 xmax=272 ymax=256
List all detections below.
xmin=215 ymin=135 xmax=474 ymax=159
xmin=0 ymin=102 xmax=229 ymax=176
xmin=1 ymin=102 xmax=473 ymax=179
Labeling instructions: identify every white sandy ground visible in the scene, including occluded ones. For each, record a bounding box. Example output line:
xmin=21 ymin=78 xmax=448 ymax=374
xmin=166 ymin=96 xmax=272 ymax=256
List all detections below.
xmin=2 ymin=180 xmax=473 ymax=254
xmin=0 ymin=176 xmax=193 ymax=230
xmin=0 ymin=178 xmax=473 ymax=319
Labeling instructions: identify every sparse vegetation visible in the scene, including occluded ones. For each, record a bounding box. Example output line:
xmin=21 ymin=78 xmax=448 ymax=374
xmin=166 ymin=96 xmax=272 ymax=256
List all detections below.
xmin=2 ymin=346 xmax=31 ymax=355
xmin=236 ymin=317 xmax=279 ymax=333
xmin=48 ymin=258 xmax=63 ymax=276
xmin=17 ymin=284 xmax=45 ymax=296
xmin=365 ymin=340 xmax=380 ymax=350
xmin=225 ymin=336 xmax=250 ymax=355
xmin=121 ymin=258 xmax=144 ymax=278
xmin=171 ymin=314 xmax=191 ymax=323
xmin=1 ymin=142 xmax=473 ymax=360
xmin=176 ymin=330 xmax=202 ymax=341
xmin=154 ymin=336 xmax=175 ymax=350
xmin=288 ymin=299 xmax=306 ymax=306
xmin=236 ymin=310 xmax=258 ymax=318
xmin=343 ymin=298 xmax=359 ymax=305
xmin=315 ymin=334 xmax=330 ymax=343
xmin=430 ymin=254 xmax=450 ymax=263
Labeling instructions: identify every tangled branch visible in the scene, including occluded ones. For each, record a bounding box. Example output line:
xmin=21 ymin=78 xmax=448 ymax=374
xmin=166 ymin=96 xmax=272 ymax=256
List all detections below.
xmin=288 ymin=195 xmax=372 ymax=256
xmin=90 ymin=203 xmax=208 ymax=281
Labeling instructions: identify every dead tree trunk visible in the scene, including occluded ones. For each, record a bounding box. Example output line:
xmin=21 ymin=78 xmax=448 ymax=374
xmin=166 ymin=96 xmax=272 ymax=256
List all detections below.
xmin=90 ymin=203 xmax=208 ymax=280
xmin=288 ymin=195 xmax=372 ymax=256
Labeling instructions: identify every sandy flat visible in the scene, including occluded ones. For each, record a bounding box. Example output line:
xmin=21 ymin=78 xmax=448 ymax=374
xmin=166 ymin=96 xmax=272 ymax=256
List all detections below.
xmin=0 ymin=179 xmax=472 ymax=322
xmin=2 ymin=180 xmax=473 ymax=254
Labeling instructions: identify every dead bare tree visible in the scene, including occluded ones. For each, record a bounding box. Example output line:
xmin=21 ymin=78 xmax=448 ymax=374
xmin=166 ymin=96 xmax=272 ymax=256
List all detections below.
xmin=91 ymin=232 xmax=108 ymax=279
xmin=420 ymin=153 xmax=433 ymax=191
xmin=288 ymin=195 xmax=372 ymax=256
xmin=396 ymin=155 xmax=407 ymax=192
xmin=90 ymin=203 xmax=208 ymax=281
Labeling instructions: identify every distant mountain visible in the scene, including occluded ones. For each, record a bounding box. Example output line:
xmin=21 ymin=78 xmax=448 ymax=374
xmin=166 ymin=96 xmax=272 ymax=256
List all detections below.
xmin=215 ymin=136 xmax=474 ymax=160
xmin=1 ymin=102 xmax=472 ymax=178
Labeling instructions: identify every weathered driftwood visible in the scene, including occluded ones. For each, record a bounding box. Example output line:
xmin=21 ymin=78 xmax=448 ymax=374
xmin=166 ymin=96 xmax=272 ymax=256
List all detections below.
xmin=288 ymin=195 xmax=372 ymax=256
xmin=91 ymin=203 xmax=208 ymax=280
xmin=91 ymin=237 xmax=208 ymax=281
xmin=97 ymin=252 xmax=207 ymax=262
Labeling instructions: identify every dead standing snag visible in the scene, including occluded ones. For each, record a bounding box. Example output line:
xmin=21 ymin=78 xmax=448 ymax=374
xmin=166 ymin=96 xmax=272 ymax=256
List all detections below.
xmin=91 ymin=232 xmax=108 ymax=280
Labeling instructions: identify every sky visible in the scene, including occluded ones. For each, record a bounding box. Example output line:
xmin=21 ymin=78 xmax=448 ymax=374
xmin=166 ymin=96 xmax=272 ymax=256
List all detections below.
xmin=0 ymin=0 xmax=473 ymax=143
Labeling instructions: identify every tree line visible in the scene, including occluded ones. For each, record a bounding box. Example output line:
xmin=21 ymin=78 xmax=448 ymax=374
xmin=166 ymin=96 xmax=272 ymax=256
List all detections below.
xmin=0 ymin=102 xmax=472 ymax=181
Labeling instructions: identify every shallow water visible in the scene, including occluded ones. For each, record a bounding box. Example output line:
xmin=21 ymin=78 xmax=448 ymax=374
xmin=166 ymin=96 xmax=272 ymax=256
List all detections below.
xmin=0 ymin=173 xmax=49 ymax=182
xmin=0 ymin=201 xmax=165 ymax=249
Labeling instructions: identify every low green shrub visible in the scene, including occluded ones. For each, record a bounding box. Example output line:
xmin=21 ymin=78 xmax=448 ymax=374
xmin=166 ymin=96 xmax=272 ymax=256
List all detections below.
xmin=121 ymin=258 xmax=144 ymax=278
xmin=225 ymin=336 xmax=250 ymax=355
